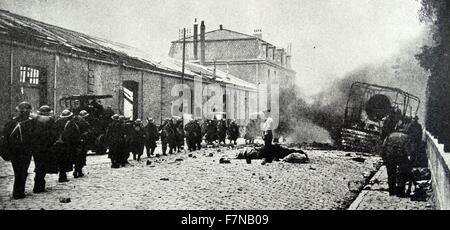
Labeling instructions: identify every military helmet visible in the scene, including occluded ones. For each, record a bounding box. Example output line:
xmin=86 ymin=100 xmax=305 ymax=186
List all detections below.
xmin=79 ymin=110 xmax=89 ymax=118
xmin=37 ymin=105 xmax=52 ymax=116
xmin=111 ymin=114 xmax=120 ymax=120
xmin=16 ymin=101 xmax=32 ymax=112
xmin=60 ymin=109 xmax=74 ymax=118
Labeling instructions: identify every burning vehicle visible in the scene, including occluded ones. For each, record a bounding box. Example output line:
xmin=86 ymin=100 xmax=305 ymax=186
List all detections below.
xmin=340 ymin=82 xmax=420 ymax=153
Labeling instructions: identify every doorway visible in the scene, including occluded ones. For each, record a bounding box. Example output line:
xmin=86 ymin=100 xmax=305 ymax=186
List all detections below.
xmin=122 ymin=80 xmax=139 ymax=120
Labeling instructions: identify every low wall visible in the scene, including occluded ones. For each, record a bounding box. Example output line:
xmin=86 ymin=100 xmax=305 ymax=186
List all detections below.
xmin=426 ymin=131 xmax=450 ymax=210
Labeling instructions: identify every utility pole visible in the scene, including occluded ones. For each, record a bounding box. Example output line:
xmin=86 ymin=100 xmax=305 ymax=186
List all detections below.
xmin=181 ymin=28 xmax=186 ymax=114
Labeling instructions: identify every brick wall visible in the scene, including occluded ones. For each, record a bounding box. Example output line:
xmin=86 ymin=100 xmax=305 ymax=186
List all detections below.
xmin=170 ymin=39 xmax=260 ymax=61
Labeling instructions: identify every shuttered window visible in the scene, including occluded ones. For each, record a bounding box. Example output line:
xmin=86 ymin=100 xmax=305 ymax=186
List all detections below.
xmin=19 ymin=66 xmax=40 ymax=85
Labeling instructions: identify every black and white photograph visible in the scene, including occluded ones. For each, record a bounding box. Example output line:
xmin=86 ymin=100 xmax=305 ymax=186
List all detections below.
xmin=0 ymin=0 xmax=449 ymax=218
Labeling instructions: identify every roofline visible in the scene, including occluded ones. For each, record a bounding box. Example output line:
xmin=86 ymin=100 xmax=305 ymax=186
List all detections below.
xmin=0 ymin=37 xmax=202 ymax=80
xmin=189 ymin=59 xmax=296 ymax=74
xmin=170 ymin=28 xmax=276 ymax=47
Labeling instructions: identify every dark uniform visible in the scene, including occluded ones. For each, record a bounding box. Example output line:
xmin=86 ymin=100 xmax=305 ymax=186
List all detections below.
xmin=244 ymin=120 xmax=257 ymax=144
xmin=205 ymin=120 xmax=217 ymax=145
xmin=105 ymin=115 xmax=123 ymax=168
xmin=72 ymin=113 xmax=90 ymax=178
xmin=382 ymin=131 xmax=411 ymax=197
xmin=33 ymin=106 xmax=57 ymax=192
xmin=193 ymin=120 xmax=203 ymax=150
xmin=406 ymin=117 xmax=423 ymax=162
xmin=121 ymin=118 xmax=134 ymax=166
xmin=3 ymin=102 xmax=36 ymax=199
xmin=161 ymin=120 xmax=176 ymax=155
xmin=175 ymin=119 xmax=185 ymax=152
xmin=217 ymin=120 xmax=227 ymax=145
xmin=131 ymin=120 xmax=146 ymax=161
xmin=184 ymin=120 xmax=197 ymax=152
xmin=98 ymin=106 xmax=114 ymax=154
xmin=144 ymin=119 xmax=159 ymax=157
xmin=227 ymin=121 xmax=240 ymax=145
xmin=55 ymin=111 xmax=80 ymax=182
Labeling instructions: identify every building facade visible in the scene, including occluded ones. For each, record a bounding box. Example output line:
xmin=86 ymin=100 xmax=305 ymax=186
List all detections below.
xmin=169 ymin=21 xmax=296 ymax=113
xmin=0 ymin=10 xmax=254 ymax=132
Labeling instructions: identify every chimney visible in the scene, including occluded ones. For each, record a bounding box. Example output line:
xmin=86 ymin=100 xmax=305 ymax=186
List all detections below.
xmin=286 ymin=43 xmax=292 ymax=69
xmin=193 ymin=18 xmax=198 ymax=60
xmin=253 ymin=29 xmax=262 ymax=39
xmin=200 ymin=20 xmax=206 ymax=66
xmin=219 ymin=24 xmax=223 ymax=30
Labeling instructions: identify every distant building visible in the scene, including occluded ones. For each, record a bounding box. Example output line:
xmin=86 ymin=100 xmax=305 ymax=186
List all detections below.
xmin=169 ymin=20 xmax=296 ymax=112
xmin=0 ymin=10 xmax=254 ymax=131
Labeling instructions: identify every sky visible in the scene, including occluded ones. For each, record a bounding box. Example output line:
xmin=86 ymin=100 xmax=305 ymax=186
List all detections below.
xmin=0 ymin=0 xmax=426 ymax=95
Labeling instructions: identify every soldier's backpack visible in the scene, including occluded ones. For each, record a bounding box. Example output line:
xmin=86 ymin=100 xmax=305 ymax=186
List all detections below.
xmin=57 ymin=120 xmax=80 ymax=144
xmin=1 ymin=120 xmax=29 ymax=161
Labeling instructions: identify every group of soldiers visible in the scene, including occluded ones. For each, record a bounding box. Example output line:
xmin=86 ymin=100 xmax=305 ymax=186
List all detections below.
xmin=380 ymin=108 xmax=424 ymax=198
xmin=0 ymin=101 xmax=264 ymax=199
xmin=105 ymin=115 xmax=253 ymax=168
xmin=0 ymin=102 xmax=99 ymax=199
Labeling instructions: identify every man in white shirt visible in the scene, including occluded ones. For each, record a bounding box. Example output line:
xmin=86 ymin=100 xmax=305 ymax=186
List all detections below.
xmin=262 ymin=110 xmax=273 ymax=147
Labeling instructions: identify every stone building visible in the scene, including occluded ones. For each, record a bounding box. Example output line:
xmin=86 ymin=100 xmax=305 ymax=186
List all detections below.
xmin=169 ymin=20 xmax=296 ymax=112
xmin=0 ymin=10 xmax=254 ymax=131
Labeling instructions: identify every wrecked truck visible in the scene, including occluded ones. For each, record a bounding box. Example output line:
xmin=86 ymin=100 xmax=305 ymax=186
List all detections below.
xmin=340 ymin=82 xmax=420 ymax=153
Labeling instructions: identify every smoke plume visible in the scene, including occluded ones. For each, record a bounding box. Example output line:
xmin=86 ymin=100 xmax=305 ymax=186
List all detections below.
xmin=278 ymin=34 xmax=430 ymax=145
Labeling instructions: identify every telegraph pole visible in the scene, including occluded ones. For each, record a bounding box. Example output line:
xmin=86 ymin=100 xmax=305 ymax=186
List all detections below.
xmin=181 ymin=28 xmax=186 ymax=114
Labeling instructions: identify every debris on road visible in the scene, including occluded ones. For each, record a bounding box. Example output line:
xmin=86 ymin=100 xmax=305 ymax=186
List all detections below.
xmin=309 ymin=166 xmax=316 ymax=170
xmin=283 ymin=152 xmax=310 ymax=164
xmin=246 ymin=158 xmax=252 ymax=164
xmin=160 ymin=178 xmax=169 ymax=181
xmin=146 ymin=160 xmax=152 ymax=165
xmin=219 ymin=158 xmax=231 ymax=164
xmin=175 ymin=158 xmax=183 ymax=162
xmin=207 ymin=153 xmax=214 ymax=157
xmin=59 ymin=198 xmax=71 ymax=203
xmin=351 ymin=157 xmax=366 ymax=163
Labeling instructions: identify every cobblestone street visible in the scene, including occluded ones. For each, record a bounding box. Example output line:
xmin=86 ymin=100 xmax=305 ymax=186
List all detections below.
xmin=1 ymin=140 xmax=381 ymax=210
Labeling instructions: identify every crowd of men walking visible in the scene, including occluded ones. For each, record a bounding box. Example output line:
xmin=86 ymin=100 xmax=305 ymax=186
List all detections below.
xmin=0 ymin=101 xmax=261 ymax=200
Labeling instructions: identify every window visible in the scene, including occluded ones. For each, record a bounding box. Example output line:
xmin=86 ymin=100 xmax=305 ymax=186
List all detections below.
xmin=20 ymin=66 xmax=40 ymax=85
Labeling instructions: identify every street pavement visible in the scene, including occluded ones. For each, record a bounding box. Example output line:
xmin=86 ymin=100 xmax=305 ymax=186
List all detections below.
xmin=1 ymin=139 xmax=382 ymax=210
xmin=349 ymin=166 xmax=434 ymax=210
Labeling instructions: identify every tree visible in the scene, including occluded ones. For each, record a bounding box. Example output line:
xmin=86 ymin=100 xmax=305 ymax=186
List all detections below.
xmin=416 ymin=0 xmax=450 ymax=151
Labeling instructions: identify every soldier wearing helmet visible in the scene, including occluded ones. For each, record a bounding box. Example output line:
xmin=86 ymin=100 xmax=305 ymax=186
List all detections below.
xmin=144 ymin=118 xmax=159 ymax=157
xmin=130 ymin=119 xmax=146 ymax=161
xmin=2 ymin=102 xmax=36 ymax=199
xmin=105 ymin=114 xmax=124 ymax=168
xmin=32 ymin=105 xmax=58 ymax=193
xmin=54 ymin=109 xmax=79 ymax=182
xmin=71 ymin=110 xmax=91 ymax=178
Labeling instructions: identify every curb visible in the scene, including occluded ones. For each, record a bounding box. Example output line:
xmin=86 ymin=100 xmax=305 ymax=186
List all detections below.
xmin=347 ymin=165 xmax=385 ymax=210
